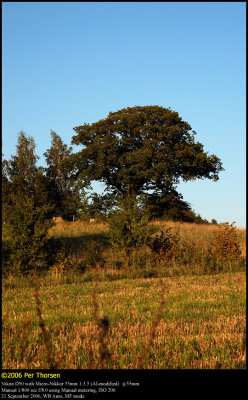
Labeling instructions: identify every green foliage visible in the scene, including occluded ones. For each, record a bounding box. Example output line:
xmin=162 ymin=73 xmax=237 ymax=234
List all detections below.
xmin=2 ymin=161 xmax=13 ymax=224
xmin=79 ymin=192 xmax=111 ymax=221
xmin=44 ymin=131 xmax=82 ymax=220
xmin=5 ymin=132 xmax=39 ymax=189
xmin=68 ymin=106 xmax=224 ymax=219
xmin=3 ymin=132 xmax=55 ymax=275
xmin=144 ymin=189 xmax=209 ymax=223
xmin=5 ymin=190 xmax=54 ymax=275
xmin=107 ymin=195 xmax=155 ymax=266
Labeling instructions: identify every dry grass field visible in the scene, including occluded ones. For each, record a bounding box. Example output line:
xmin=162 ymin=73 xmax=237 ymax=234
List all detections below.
xmin=2 ymin=220 xmax=246 ymax=369
xmin=2 ymin=272 xmax=246 ymax=369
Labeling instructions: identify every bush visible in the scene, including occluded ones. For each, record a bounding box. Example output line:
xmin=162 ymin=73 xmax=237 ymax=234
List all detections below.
xmin=48 ymin=240 xmax=73 ymax=278
xmin=148 ymin=228 xmax=179 ymax=262
xmin=211 ymin=222 xmax=242 ymax=261
xmin=107 ymin=195 xmax=155 ymax=266
xmin=82 ymin=239 xmax=106 ymax=269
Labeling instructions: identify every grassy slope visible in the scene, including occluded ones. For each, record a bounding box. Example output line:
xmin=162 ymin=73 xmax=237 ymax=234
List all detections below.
xmin=44 ymin=220 xmax=246 ymax=280
xmin=2 ymin=271 xmax=246 ymax=369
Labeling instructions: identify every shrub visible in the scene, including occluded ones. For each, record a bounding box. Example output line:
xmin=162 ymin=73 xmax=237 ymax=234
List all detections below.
xmin=211 ymin=222 xmax=242 ymax=261
xmin=48 ymin=240 xmax=73 ymax=278
xmin=148 ymin=228 xmax=179 ymax=262
xmin=107 ymin=195 xmax=155 ymax=266
xmin=82 ymin=240 xmax=106 ymax=269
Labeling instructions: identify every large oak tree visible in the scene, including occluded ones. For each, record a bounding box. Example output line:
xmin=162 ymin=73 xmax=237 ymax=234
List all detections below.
xmin=66 ymin=106 xmax=223 ymax=217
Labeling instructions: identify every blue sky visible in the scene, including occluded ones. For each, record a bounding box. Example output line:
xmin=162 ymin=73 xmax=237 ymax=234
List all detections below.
xmin=2 ymin=2 xmax=246 ymax=227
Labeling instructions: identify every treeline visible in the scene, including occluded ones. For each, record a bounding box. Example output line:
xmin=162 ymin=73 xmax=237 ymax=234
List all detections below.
xmin=3 ymin=106 xmax=224 ymax=226
xmin=2 ymin=130 xmax=215 ymax=225
xmin=2 ymin=106 xmax=224 ymax=273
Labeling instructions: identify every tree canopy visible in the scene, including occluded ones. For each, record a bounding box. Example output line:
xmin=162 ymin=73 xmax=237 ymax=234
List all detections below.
xmin=66 ymin=106 xmax=223 ymax=217
xmin=44 ymin=131 xmax=81 ymax=220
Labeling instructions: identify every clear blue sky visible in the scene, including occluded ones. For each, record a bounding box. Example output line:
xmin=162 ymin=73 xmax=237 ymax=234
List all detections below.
xmin=2 ymin=2 xmax=246 ymax=227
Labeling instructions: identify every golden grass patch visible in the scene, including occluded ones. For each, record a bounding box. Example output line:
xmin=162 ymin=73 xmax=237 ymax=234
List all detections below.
xmin=2 ymin=272 xmax=246 ymax=369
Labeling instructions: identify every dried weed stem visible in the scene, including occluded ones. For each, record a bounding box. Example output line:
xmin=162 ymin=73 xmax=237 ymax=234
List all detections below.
xmin=92 ymin=280 xmax=111 ymax=369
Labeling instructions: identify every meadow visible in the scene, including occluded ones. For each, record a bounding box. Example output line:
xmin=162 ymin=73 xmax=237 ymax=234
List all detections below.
xmin=2 ymin=220 xmax=246 ymax=369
